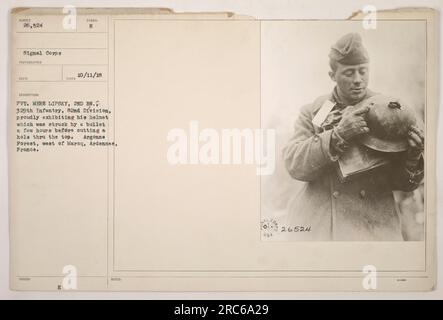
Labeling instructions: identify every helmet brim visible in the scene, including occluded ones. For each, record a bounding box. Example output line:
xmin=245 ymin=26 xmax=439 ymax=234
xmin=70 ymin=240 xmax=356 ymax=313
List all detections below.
xmin=359 ymin=134 xmax=408 ymax=153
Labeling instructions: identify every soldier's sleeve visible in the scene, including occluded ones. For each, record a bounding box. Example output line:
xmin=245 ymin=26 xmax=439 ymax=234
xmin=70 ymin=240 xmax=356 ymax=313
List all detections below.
xmin=390 ymin=154 xmax=424 ymax=192
xmin=283 ymin=104 xmax=339 ymax=182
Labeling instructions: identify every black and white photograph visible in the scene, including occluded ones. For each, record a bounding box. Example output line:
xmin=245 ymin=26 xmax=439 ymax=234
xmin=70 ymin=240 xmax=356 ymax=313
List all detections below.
xmin=261 ymin=21 xmax=426 ymax=241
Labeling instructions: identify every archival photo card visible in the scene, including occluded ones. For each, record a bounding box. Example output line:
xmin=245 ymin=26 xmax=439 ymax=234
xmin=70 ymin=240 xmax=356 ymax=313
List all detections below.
xmin=9 ymin=8 xmax=437 ymax=291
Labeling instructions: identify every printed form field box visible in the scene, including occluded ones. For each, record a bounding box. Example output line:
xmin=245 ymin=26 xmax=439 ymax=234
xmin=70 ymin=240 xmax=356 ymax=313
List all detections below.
xmin=16 ymin=48 xmax=108 ymax=65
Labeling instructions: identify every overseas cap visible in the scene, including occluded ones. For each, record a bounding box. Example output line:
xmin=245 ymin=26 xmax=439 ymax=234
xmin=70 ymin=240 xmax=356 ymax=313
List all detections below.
xmin=329 ymin=33 xmax=369 ymax=65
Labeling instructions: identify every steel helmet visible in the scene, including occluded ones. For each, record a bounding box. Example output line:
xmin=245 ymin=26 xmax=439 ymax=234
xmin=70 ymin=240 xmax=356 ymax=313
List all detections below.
xmin=359 ymin=95 xmax=418 ymax=152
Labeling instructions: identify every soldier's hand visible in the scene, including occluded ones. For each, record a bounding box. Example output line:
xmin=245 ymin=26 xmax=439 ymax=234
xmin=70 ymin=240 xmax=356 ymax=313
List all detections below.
xmin=334 ymin=106 xmax=370 ymax=141
xmin=407 ymin=125 xmax=424 ymax=161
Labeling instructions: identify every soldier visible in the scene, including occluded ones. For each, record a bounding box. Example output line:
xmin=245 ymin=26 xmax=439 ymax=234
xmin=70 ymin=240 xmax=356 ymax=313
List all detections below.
xmin=283 ymin=33 xmax=424 ymax=241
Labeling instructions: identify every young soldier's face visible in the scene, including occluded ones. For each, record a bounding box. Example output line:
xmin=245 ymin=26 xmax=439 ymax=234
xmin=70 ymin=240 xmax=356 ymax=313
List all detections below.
xmin=330 ymin=63 xmax=369 ymax=104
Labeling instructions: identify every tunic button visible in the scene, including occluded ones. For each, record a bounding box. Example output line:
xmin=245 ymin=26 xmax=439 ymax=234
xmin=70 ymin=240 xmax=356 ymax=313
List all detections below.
xmin=360 ymin=189 xmax=366 ymax=198
xmin=332 ymin=191 xmax=339 ymax=198
xmin=314 ymin=136 xmax=319 ymax=142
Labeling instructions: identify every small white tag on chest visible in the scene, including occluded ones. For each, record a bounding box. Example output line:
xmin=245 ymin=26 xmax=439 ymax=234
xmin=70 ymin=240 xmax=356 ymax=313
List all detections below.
xmin=312 ymin=100 xmax=336 ymax=127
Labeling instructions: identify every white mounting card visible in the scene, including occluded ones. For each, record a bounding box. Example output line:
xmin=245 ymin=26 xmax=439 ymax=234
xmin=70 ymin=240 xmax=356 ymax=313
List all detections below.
xmin=9 ymin=7 xmax=437 ymax=291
